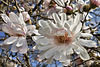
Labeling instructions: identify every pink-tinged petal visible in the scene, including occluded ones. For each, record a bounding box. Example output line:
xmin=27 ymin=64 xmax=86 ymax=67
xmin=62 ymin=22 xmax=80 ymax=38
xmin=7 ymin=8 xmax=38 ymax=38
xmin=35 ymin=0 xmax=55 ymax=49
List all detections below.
xmin=18 ymin=39 xmax=28 ymax=53
xmin=2 ymin=24 xmax=15 ymax=35
xmin=1 ymin=14 xmax=11 ymax=24
xmin=3 ymin=36 xmax=18 ymax=45
xmin=16 ymin=37 xmax=26 ymax=47
xmin=12 ymin=27 xmax=25 ymax=35
xmin=9 ymin=12 xmax=21 ymax=24
xmin=11 ymin=40 xmax=18 ymax=52
xmin=22 ymin=12 xmax=30 ymax=21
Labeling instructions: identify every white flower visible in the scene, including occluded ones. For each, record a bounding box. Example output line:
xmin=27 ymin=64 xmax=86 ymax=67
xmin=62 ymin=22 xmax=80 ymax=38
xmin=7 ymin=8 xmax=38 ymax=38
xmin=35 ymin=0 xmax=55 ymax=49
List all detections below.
xmin=32 ymin=13 xmax=96 ymax=66
xmin=1 ymin=12 xmax=28 ymax=53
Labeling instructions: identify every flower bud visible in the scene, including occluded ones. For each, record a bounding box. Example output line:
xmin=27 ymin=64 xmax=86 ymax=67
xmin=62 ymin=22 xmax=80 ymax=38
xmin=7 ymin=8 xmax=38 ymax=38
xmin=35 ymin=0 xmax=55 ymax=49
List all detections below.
xmin=91 ymin=0 xmax=100 ymax=7
xmin=83 ymin=4 xmax=90 ymax=12
xmin=64 ymin=6 xmax=73 ymax=15
xmin=66 ymin=6 xmax=73 ymax=12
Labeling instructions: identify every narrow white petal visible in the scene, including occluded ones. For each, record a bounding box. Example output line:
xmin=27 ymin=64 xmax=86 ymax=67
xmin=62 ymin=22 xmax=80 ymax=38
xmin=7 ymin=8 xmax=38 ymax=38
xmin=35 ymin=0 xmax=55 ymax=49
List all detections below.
xmin=80 ymin=33 xmax=93 ymax=38
xmin=70 ymin=13 xmax=82 ymax=32
xmin=3 ymin=36 xmax=18 ymax=44
xmin=19 ymin=13 xmax=24 ymax=24
xmin=39 ymin=20 xmax=48 ymax=27
xmin=79 ymin=39 xmax=96 ymax=47
xmin=52 ymin=13 xmax=60 ymax=23
xmin=32 ymin=36 xmax=44 ymax=41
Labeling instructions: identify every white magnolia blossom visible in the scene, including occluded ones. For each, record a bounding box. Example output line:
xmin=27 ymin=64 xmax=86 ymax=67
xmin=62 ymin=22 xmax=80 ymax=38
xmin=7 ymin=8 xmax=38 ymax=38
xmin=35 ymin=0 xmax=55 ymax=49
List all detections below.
xmin=32 ymin=13 xmax=96 ymax=66
xmin=1 ymin=12 xmax=37 ymax=53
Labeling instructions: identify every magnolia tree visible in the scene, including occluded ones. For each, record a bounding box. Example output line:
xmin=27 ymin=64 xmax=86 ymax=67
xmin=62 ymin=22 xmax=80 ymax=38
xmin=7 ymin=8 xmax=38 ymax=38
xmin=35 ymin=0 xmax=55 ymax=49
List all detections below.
xmin=0 ymin=0 xmax=100 ymax=67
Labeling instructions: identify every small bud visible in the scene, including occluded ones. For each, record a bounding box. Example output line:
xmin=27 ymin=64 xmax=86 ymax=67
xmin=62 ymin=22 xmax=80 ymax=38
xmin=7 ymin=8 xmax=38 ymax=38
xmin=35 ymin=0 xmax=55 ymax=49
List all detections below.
xmin=64 ymin=6 xmax=73 ymax=15
xmin=90 ymin=0 xmax=100 ymax=7
xmin=83 ymin=4 xmax=90 ymax=12
xmin=66 ymin=6 xmax=73 ymax=12
xmin=11 ymin=6 xmax=17 ymax=10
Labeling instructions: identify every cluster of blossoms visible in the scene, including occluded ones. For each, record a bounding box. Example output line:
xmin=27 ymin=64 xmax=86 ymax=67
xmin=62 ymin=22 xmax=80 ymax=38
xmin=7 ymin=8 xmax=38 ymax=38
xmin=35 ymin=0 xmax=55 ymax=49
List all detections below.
xmin=0 ymin=0 xmax=100 ymax=66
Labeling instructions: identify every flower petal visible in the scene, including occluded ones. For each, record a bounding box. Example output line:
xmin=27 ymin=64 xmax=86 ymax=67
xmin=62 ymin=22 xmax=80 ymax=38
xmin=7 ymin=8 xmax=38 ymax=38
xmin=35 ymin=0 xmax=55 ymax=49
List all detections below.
xmin=73 ymin=22 xmax=82 ymax=35
xmin=79 ymin=50 xmax=90 ymax=60
xmin=2 ymin=24 xmax=15 ymax=35
xmin=79 ymin=39 xmax=96 ymax=47
xmin=80 ymin=33 xmax=93 ymax=38
xmin=1 ymin=14 xmax=11 ymax=24
xmin=44 ymin=47 xmax=56 ymax=58
xmin=11 ymin=40 xmax=18 ymax=52
xmin=16 ymin=37 xmax=26 ymax=47
xmin=18 ymin=39 xmax=28 ymax=53
xmin=70 ymin=13 xmax=82 ymax=32
xmin=9 ymin=12 xmax=21 ymax=24
xmin=52 ymin=13 xmax=60 ymax=23
xmin=3 ymin=36 xmax=18 ymax=44
xmin=37 ymin=44 xmax=55 ymax=50
xmin=53 ymin=50 xmax=61 ymax=60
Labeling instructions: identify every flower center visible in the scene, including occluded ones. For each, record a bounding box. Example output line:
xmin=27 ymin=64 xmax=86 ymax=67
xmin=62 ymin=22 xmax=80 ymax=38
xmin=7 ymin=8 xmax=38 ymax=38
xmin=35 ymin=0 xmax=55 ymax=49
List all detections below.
xmin=16 ymin=34 xmax=25 ymax=37
xmin=54 ymin=32 xmax=72 ymax=44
